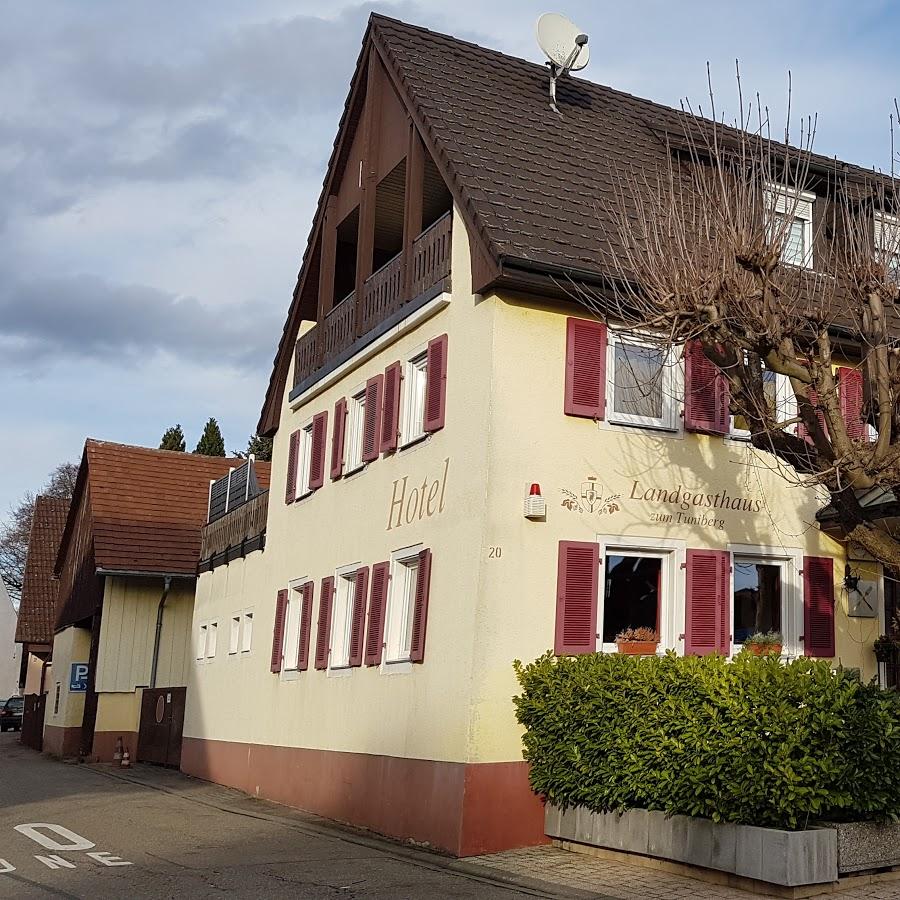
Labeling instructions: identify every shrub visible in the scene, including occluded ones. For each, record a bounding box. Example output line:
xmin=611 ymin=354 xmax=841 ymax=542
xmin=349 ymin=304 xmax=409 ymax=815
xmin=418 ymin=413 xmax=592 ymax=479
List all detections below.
xmin=513 ymin=651 xmax=900 ymax=829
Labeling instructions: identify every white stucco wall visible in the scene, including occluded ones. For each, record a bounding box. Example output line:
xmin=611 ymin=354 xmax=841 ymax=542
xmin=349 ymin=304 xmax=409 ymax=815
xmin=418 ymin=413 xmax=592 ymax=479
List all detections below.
xmin=0 ymin=579 xmax=20 ymax=698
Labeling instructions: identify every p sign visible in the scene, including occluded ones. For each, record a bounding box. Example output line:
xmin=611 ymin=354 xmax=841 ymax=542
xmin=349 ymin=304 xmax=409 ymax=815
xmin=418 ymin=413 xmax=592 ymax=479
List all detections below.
xmin=69 ymin=664 xmax=89 ymax=693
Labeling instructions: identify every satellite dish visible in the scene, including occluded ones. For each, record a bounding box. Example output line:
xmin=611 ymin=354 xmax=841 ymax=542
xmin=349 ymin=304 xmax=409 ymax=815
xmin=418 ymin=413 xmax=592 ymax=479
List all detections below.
xmin=536 ymin=13 xmax=590 ymax=72
xmin=535 ymin=12 xmax=589 ymax=115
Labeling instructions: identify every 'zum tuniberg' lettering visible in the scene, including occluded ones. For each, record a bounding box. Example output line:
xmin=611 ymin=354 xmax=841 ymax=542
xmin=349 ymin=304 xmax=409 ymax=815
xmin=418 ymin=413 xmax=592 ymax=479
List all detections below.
xmin=387 ymin=458 xmax=449 ymax=530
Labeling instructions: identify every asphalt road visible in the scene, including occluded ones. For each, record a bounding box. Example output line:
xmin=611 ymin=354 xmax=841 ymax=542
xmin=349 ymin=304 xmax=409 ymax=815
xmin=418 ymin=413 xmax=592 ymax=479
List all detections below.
xmin=0 ymin=732 xmax=576 ymax=900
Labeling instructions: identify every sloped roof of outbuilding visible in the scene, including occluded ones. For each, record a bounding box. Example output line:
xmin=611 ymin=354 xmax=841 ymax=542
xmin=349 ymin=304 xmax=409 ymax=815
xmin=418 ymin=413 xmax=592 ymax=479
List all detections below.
xmin=15 ymin=495 xmax=69 ymax=644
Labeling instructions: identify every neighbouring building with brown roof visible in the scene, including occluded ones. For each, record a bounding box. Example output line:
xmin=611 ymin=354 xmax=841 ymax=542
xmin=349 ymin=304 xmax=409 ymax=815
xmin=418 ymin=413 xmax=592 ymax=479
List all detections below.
xmin=14 ymin=495 xmax=69 ymax=697
xmin=183 ymin=15 xmax=890 ymax=856
xmin=45 ymin=439 xmax=269 ymax=761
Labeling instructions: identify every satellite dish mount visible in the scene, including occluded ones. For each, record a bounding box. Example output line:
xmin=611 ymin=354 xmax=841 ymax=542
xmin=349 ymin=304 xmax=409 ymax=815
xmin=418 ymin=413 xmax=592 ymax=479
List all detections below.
xmin=535 ymin=13 xmax=590 ymax=115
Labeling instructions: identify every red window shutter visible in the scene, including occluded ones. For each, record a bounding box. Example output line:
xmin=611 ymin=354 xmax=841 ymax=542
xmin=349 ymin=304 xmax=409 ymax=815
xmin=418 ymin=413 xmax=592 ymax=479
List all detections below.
xmin=284 ymin=430 xmax=300 ymax=504
xmin=564 ymin=318 xmax=606 ymax=419
xmin=363 ymin=374 xmax=383 ymax=463
xmin=348 ymin=566 xmax=369 ymax=667
xmin=314 ymin=576 xmax=334 ymax=670
xmin=424 ymin=334 xmax=448 ymax=433
xmin=381 ymin=361 xmax=402 ymax=454
xmin=308 ymin=410 xmax=328 ymax=490
xmin=365 ymin=561 xmax=390 ymax=666
xmin=838 ymin=367 xmax=866 ymax=440
xmin=803 ymin=556 xmax=835 ymax=657
xmin=797 ymin=386 xmax=827 ymax=442
xmin=684 ymin=342 xmax=730 ymax=435
xmin=297 ymin=581 xmax=314 ymax=672
xmin=554 ymin=541 xmax=599 ymax=655
xmin=685 ymin=549 xmax=731 ymax=655
xmin=409 ymin=548 xmax=432 ymax=663
xmin=330 ymin=397 xmax=347 ymax=480
xmin=270 ymin=589 xmax=288 ymax=673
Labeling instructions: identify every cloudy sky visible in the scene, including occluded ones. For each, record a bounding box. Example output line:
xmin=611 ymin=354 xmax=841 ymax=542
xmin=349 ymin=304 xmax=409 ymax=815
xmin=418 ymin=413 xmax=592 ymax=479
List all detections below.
xmin=2 ymin=0 xmax=897 ymax=516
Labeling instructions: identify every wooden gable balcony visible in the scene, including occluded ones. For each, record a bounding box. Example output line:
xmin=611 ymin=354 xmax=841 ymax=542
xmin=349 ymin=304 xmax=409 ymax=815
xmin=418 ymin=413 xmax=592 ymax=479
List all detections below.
xmin=293 ymin=210 xmax=451 ymax=392
xmin=198 ymin=489 xmax=268 ymax=573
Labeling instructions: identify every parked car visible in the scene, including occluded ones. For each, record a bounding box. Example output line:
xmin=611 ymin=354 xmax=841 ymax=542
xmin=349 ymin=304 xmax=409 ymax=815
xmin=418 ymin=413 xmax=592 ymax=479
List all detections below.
xmin=0 ymin=696 xmax=24 ymax=732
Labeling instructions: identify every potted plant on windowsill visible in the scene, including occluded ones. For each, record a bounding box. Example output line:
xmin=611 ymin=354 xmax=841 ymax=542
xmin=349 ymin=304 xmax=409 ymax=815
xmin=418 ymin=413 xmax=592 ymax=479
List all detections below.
xmin=615 ymin=627 xmax=659 ymax=656
xmin=742 ymin=631 xmax=783 ymax=656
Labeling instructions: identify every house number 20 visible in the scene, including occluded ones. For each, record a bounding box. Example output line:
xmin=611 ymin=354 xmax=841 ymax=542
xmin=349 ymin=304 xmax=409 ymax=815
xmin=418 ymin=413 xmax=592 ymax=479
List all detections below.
xmin=488 ymin=547 xmax=502 ymax=558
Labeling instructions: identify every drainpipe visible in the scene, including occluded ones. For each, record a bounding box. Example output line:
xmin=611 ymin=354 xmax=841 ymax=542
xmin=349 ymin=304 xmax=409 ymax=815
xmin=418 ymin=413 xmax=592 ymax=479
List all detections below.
xmin=149 ymin=576 xmax=172 ymax=689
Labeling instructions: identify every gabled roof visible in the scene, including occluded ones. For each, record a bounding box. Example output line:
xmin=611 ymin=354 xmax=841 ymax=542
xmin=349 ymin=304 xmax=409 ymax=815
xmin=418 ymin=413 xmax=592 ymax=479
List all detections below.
xmin=56 ymin=440 xmax=271 ymax=579
xmin=15 ymin=495 xmax=68 ymax=644
xmin=259 ymin=14 xmax=888 ymax=436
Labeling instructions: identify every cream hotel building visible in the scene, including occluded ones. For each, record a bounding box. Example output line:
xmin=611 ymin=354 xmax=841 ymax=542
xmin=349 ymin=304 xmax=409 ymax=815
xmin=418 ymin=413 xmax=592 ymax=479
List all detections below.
xmin=185 ymin=15 xmax=888 ymax=856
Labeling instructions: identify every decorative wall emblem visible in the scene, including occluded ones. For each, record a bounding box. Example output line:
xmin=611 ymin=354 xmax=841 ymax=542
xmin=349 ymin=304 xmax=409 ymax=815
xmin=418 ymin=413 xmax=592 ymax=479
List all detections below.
xmin=561 ymin=476 xmax=620 ymax=516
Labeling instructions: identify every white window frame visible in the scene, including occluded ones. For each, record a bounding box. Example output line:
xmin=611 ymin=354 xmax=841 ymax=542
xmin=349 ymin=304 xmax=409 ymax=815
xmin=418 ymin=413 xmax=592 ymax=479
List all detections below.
xmin=767 ymin=184 xmax=815 ymax=269
xmin=400 ymin=350 xmax=428 ymax=448
xmin=229 ymin=615 xmax=241 ymax=655
xmin=329 ymin=564 xmax=360 ymax=672
xmin=384 ymin=543 xmax=424 ymax=668
xmin=196 ymin=623 xmax=208 ymax=661
xmin=241 ymin=609 xmax=254 ymax=654
xmin=282 ymin=578 xmax=307 ymax=672
xmin=296 ymin=419 xmax=314 ymax=499
xmin=729 ymin=368 xmax=796 ymax=440
xmin=606 ymin=331 xmax=679 ymax=432
xmin=206 ymin=621 xmax=218 ymax=659
xmin=345 ymin=387 xmax=367 ymax=474
xmin=875 ymin=212 xmax=900 ymax=280
xmin=727 ymin=544 xmax=803 ymax=659
xmin=597 ymin=535 xmax=686 ymax=655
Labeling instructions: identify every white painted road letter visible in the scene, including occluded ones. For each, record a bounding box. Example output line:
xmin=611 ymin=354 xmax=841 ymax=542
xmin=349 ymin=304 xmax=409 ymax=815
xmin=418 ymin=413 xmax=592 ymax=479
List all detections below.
xmin=35 ymin=855 xmax=76 ymax=869
xmin=87 ymin=851 xmax=132 ymax=867
xmin=15 ymin=823 xmax=95 ymax=851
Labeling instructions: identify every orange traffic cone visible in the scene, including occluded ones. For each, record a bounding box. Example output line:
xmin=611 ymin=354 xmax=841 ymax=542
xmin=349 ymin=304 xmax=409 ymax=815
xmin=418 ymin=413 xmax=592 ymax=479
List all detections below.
xmin=113 ymin=737 xmax=123 ymax=762
xmin=121 ymin=748 xmax=131 ymax=768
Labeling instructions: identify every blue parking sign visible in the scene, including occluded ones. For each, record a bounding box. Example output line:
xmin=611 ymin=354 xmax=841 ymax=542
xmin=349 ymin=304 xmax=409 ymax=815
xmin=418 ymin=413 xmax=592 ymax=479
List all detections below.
xmin=69 ymin=663 xmax=89 ymax=692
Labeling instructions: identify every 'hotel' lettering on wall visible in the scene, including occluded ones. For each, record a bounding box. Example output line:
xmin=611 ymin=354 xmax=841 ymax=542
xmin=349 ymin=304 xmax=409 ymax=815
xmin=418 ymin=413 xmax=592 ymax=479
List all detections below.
xmin=387 ymin=458 xmax=449 ymax=531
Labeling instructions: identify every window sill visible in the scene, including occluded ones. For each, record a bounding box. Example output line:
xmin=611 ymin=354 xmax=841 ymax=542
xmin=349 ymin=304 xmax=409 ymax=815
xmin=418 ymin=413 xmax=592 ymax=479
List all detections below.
xmin=399 ymin=433 xmax=429 ymax=452
xmin=603 ymin=418 xmax=681 ymax=438
xmin=327 ymin=666 xmax=352 ymax=678
xmin=382 ymin=659 xmax=413 ymax=674
xmin=343 ymin=463 xmax=366 ymax=480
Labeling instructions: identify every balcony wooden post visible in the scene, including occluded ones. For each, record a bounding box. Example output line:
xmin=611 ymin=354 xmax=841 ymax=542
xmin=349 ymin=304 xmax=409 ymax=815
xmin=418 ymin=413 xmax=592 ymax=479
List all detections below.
xmin=355 ymin=49 xmax=382 ymax=337
xmin=318 ymin=196 xmax=337 ymax=317
xmin=403 ymin=124 xmax=424 ymax=297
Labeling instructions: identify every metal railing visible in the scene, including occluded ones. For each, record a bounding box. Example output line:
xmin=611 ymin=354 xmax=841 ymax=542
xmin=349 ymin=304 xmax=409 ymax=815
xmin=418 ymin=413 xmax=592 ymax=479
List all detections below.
xmin=199 ymin=490 xmax=268 ymax=562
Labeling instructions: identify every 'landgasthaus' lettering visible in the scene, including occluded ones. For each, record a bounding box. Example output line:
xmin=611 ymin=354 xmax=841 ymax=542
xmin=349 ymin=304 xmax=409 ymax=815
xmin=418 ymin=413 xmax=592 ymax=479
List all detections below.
xmin=629 ymin=480 xmax=763 ymax=514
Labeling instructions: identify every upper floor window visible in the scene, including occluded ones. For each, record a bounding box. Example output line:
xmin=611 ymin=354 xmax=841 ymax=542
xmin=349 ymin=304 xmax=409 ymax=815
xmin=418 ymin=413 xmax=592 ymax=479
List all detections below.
xmin=296 ymin=421 xmax=314 ymax=498
xmin=767 ymin=185 xmax=814 ymax=268
xmin=607 ymin=332 xmax=678 ymax=431
xmin=330 ymin=569 xmax=357 ymax=669
xmin=875 ymin=212 xmax=900 ymax=282
xmin=730 ymin=367 xmax=794 ymax=440
xmin=401 ymin=352 xmax=428 ymax=446
xmin=346 ymin=389 xmax=366 ymax=473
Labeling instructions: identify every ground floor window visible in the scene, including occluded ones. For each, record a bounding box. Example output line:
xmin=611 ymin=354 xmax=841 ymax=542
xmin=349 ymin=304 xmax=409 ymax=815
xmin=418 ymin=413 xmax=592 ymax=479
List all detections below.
xmin=330 ymin=569 xmax=357 ymax=669
xmin=386 ymin=547 xmax=421 ymax=663
xmin=732 ymin=556 xmax=783 ymax=644
xmin=602 ymin=553 xmax=662 ymax=644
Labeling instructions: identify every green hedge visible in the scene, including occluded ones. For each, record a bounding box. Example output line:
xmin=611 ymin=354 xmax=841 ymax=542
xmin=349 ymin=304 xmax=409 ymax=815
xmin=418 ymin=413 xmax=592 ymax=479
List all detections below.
xmin=513 ymin=651 xmax=900 ymax=829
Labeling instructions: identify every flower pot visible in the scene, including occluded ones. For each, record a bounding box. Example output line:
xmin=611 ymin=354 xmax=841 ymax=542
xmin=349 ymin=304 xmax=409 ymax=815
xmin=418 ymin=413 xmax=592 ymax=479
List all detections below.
xmin=745 ymin=643 xmax=782 ymax=656
xmin=874 ymin=643 xmax=899 ymax=664
xmin=616 ymin=640 xmax=658 ymax=656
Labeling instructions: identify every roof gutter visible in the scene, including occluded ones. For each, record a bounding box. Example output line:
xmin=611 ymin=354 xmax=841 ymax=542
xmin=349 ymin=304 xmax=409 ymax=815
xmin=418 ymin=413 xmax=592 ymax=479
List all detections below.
xmin=95 ymin=568 xmax=196 ymax=580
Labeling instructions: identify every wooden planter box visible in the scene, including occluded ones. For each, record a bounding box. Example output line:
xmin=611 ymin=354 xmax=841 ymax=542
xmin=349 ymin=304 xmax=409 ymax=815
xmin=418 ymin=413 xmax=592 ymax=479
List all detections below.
xmin=616 ymin=641 xmax=659 ymax=656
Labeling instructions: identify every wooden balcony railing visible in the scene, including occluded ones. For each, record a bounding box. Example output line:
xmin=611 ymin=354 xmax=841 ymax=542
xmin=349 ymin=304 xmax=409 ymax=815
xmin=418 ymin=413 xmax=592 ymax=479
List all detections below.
xmin=293 ymin=211 xmax=452 ymax=390
xmin=200 ymin=489 xmax=268 ymax=566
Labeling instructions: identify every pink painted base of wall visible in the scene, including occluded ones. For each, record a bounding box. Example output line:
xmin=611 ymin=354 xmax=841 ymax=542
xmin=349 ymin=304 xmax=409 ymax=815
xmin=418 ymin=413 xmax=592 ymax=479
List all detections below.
xmin=91 ymin=730 xmax=139 ymax=763
xmin=181 ymin=737 xmax=547 ymax=856
xmin=43 ymin=724 xmax=81 ymax=758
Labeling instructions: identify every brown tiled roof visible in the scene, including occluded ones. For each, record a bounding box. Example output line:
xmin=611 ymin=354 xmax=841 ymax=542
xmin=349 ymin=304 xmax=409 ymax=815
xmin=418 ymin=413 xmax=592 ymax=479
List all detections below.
xmin=15 ymin=495 xmax=69 ymax=644
xmin=258 ymin=14 xmax=888 ymax=435
xmin=57 ymin=440 xmax=271 ymax=578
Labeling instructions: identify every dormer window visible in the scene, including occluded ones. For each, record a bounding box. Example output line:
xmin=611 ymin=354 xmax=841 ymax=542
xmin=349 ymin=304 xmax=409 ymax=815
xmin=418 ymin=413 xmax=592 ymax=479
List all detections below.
xmin=767 ymin=185 xmax=814 ymax=268
xmin=875 ymin=212 xmax=900 ymax=282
